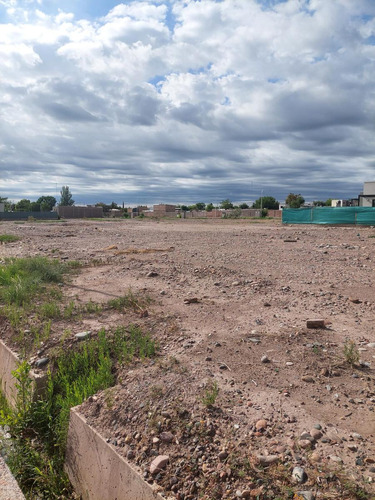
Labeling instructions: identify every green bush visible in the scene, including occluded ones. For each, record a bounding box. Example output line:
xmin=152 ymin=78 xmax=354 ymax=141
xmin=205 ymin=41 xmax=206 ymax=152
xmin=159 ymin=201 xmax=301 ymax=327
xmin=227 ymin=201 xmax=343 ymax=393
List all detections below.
xmin=0 ymin=234 xmax=20 ymax=243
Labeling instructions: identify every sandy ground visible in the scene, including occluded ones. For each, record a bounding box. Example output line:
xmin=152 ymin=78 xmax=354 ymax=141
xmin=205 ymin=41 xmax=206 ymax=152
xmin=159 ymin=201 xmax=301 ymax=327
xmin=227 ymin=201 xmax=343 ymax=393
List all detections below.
xmin=1 ymin=217 xmax=375 ymax=499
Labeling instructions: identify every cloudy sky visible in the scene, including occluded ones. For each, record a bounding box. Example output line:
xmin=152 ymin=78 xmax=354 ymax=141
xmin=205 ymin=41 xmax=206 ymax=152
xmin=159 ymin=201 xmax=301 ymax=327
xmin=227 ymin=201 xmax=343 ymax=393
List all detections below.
xmin=0 ymin=0 xmax=374 ymax=206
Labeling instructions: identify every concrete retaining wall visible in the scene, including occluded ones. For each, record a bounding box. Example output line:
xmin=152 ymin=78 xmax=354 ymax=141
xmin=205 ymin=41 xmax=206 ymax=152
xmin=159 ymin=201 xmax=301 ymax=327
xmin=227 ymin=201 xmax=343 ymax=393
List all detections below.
xmin=0 ymin=456 xmax=25 ymax=500
xmin=0 ymin=340 xmax=20 ymax=405
xmin=0 ymin=341 xmax=163 ymax=500
xmin=0 ymin=340 xmax=47 ymax=407
xmin=65 ymin=409 xmax=163 ymax=500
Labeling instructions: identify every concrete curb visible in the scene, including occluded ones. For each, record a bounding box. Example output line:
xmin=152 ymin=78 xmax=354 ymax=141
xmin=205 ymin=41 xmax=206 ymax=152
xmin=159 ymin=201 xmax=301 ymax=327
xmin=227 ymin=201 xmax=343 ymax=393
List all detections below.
xmin=0 ymin=340 xmax=164 ymax=500
xmin=65 ymin=408 xmax=164 ymax=500
xmin=0 ymin=456 xmax=25 ymax=500
xmin=0 ymin=339 xmax=47 ymax=407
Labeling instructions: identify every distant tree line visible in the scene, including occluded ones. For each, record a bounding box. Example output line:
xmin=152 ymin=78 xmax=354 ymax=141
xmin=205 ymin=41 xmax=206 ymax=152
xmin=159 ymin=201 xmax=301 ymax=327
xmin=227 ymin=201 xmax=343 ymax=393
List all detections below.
xmin=0 ymin=186 xmax=76 ymax=212
xmin=1 ymin=188 xmax=335 ymax=214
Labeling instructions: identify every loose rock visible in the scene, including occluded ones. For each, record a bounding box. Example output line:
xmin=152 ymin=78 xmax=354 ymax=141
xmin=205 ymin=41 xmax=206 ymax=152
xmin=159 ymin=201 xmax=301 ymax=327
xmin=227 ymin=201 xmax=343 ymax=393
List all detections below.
xmin=150 ymin=455 xmax=169 ymax=474
xmin=292 ymin=466 xmax=307 ymax=484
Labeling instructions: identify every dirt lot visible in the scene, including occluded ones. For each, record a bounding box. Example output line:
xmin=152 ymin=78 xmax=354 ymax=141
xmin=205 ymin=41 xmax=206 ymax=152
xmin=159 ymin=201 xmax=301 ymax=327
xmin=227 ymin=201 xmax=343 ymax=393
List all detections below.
xmin=1 ymin=218 xmax=375 ymax=499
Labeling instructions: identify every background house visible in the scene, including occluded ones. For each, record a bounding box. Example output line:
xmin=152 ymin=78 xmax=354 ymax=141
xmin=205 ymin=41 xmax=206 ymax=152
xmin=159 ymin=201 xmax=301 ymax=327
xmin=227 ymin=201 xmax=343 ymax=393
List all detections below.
xmin=358 ymin=181 xmax=375 ymax=207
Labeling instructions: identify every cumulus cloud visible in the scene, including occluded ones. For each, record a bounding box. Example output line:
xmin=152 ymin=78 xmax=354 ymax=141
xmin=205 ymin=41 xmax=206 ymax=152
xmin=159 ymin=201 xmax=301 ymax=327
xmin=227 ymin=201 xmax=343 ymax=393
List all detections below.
xmin=0 ymin=0 xmax=374 ymax=204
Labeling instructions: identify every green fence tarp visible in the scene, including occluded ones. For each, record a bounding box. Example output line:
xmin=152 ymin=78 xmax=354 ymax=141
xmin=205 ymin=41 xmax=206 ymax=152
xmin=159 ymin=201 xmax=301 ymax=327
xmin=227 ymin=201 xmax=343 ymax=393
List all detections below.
xmin=282 ymin=207 xmax=375 ymax=225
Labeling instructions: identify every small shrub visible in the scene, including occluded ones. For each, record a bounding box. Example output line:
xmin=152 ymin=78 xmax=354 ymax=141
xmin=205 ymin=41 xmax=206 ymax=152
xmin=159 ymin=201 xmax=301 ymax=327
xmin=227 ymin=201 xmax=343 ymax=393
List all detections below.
xmin=108 ymin=290 xmax=150 ymax=312
xmin=343 ymin=339 xmax=360 ymax=366
xmin=0 ymin=234 xmax=20 ymax=243
xmin=83 ymin=300 xmax=102 ymax=314
xmin=63 ymin=300 xmax=76 ymax=319
xmin=201 ymin=380 xmax=219 ymax=407
xmin=39 ymin=301 xmax=61 ymax=319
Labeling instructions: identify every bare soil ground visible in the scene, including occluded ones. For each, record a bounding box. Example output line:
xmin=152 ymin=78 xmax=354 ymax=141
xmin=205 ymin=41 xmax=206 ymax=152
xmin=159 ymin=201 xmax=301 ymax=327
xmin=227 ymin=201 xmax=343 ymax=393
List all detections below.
xmin=1 ymin=218 xmax=375 ymax=499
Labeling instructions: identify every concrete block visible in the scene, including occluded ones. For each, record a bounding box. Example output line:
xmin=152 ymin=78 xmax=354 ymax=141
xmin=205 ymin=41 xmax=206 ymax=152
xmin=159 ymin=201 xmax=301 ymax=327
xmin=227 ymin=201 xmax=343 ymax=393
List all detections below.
xmin=65 ymin=408 xmax=164 ymax=500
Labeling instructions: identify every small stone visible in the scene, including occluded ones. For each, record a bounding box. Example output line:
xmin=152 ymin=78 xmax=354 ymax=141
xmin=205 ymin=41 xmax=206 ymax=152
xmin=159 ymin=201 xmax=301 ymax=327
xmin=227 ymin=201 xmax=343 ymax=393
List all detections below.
xmin=329 ymin=455 xmax=343 ymax=464
xmin=241 ymin=491 xmax=251 ymax=499
xmin=306 ymin=319 xmax=325 ymax=329
xmin=367 ymin=343 xmax=375 ymax=348
xmin=365 ymin=458 xmax=375 ymax=464
xmin=35 ymin=357 xmax=49 ymax=368
xmin=256 ymin=455 xmax=279 ymax=466
xmin=160 ymin=432 xmax=174 ymax=443
xmin=218 ymin=451 xmax=228 ymax=460
xmin=301 ymin=376 xmax=315 ymax=383
xmin=349 ymin=297 xmax=362 ymax=304
xmin=299 ymin=440 xmax=312 ymax=449
xmin=352 ymin=433 xmax=363 ymax=440
xmin=127 ymin=450 xmax=135 ymax=460
xmin=184 ymin=297 xmax=199 ymax=304
xmin=75 ymin=331 xmax=91 ymax=341
xmin=255 ymin=419 xmax=268 ymax=431
xmin=261 ymin=355 xmax=270 ymax=363
xmin=348 ymin=445 xmax=357 ymax=452
xmin=147 ymin=271 xmax=159 ymax=277
xmin=286 ymin=362 xmax=294 ymax=366
xmin=292 ymin=466 xmax=307 ymax=484
xmin=150 ymin=455 xmax=169 ymax=474
xmin=310 ymin=428 xmax=323 ymax=440
xmin=296 ymin=492 xmax=315 ymax=500
xmin=310 ymin=452 xmax=321 ymax=463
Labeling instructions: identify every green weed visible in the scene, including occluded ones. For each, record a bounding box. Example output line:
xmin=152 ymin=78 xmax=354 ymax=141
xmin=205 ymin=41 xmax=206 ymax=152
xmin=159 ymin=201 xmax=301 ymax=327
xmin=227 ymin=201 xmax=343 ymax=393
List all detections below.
xmin=201 ymin=380 xmax=219 ymax=407
xmin=0 ymin=257 xmax=67 ymax=306
xmin=83 ymin=300 xmax=102 ymax=314
xmin=343 ymin=339 xmax=360 ymax=366
xmin=39 ymin=301 xmax=61 ymax=319
xmin=108 ymin=290 xmax=151 ymax=312
xmin=63 ymin=300 xmax=76 ymax=319
xmin=0 ymin=234 xmax=20 ymax=243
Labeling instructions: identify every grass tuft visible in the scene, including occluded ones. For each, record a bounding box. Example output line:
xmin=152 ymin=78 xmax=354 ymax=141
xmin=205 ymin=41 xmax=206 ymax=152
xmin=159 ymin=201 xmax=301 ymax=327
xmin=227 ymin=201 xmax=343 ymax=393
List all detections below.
xmin=0 ymin=234 xmax=20 ymax=243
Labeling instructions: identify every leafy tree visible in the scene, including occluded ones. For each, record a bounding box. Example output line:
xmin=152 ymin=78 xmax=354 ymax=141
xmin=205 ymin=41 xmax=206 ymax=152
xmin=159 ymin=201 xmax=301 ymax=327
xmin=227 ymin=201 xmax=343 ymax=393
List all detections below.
xmin=252 ymin=196 xmax=279 ymax=210
xmin=325 ymin=198 xmax=333 ymax=206
xmin=180 ymin=205 xmax=189 ymax=211
xmin=0 ymin=196 xmax=12 ymax=212
xmin=220 ymin=199 xmax=233 ymax=209
xmin=15 ymin=199 xmax=32 ymax=211
xmin=285 ymin=193 xmax=305 ymax=208
xmin=195 ymin=202 xmax=206 ymax=211
xmin=30 ymin=202 xmax=41 ymax=212
xmin=59 ymin=186 xmax=74 ymax=206
xmin=37 ymin=196 xmax=56 ymax=211
xmin=313 ymin=200 xmax=325 ymax=206
xmin=239 ymin=203 xmax=249 ymax=209
xmin=206 ymin=203 xmax=214 ymax=212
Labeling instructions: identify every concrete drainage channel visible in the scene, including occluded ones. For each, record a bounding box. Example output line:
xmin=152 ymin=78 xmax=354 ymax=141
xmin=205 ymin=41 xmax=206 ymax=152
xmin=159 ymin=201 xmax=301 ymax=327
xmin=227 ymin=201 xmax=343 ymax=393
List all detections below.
xmin=0 ymin=339 xmax=163 ymax=500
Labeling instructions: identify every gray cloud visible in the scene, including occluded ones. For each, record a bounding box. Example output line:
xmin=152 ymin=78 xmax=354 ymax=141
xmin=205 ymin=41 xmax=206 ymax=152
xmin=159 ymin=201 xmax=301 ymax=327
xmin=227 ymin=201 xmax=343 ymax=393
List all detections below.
xmin=0 ymin=0 xmax=374 ymax=206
